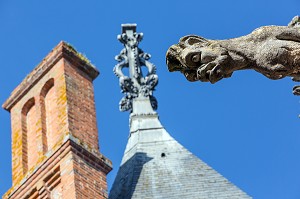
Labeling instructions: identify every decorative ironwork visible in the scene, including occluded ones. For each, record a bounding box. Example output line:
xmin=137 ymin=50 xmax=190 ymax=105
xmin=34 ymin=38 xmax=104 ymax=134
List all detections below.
xmin=114 ymin=24 xmax=158 ymax=112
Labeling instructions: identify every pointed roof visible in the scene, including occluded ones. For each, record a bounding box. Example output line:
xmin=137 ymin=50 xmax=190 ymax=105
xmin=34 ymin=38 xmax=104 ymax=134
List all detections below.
xmin=110 ymin=113 xmax=250 ymax=199
xmin=109 ymin=24 xmax=251 ymax=199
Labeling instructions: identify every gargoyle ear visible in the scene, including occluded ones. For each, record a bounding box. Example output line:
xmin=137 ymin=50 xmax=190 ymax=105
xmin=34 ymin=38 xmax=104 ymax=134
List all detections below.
xmin=179 ymin=35 xmax=208 ymax=46
xmin=288 ymin=16 xmax=300 ymax=27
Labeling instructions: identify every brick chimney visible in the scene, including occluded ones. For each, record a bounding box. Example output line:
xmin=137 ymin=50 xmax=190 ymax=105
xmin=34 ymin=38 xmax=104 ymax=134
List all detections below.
xmin=2 ymin=41 xmax=112 ymax=199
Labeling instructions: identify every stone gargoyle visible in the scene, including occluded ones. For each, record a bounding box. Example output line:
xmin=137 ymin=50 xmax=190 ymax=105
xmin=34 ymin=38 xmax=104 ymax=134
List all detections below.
xmin=166 ymin=16 xmax=300 ymax=84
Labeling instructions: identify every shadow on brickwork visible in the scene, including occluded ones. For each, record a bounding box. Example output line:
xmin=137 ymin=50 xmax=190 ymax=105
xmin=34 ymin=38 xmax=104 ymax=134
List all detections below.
xmin=109 ymin=152 xmax=153 ymax=199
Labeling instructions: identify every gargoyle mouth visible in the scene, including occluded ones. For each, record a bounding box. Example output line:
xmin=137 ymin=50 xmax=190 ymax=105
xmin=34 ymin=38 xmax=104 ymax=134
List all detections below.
xmin=166 ymin=44 xmax=186 ymax=72
xmin=166 ymin=56 xmax=185 ymax=72
xmin=166 ymin=45 xmax=200 ymax=82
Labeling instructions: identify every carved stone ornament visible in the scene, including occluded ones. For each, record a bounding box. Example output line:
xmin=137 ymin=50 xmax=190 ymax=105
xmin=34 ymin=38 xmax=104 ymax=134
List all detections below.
xmin=114 ymin=24 xmax=158 ymax=112
xmin=166 ymin=16 xmax=300 ymax=84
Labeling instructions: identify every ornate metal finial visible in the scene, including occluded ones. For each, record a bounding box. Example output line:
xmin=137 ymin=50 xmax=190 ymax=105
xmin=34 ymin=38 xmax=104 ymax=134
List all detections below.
xmin=114 ymin=24 xmax=158 ymax=112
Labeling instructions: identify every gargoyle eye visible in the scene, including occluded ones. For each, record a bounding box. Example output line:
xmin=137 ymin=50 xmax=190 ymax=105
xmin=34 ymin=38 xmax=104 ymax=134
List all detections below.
xmin=183 ymin=52 xmax=201 ymax=68
xmin=191 ymin=54 xmax=201 ymax=63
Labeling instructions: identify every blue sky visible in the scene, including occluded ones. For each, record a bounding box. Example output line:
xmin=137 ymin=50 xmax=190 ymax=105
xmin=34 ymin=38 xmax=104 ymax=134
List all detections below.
xmin=0 ymin=1 xmax=300 ymax=198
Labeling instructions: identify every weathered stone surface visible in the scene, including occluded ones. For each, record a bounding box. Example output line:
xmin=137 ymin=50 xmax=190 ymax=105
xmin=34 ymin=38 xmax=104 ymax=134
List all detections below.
xmin=166 ymin=16 xmax=300 ymax=83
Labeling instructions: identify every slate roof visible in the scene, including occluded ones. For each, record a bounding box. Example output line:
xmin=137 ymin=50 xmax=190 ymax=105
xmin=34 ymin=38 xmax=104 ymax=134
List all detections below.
xmin=109 ymin=111 xmax=251 ymax=199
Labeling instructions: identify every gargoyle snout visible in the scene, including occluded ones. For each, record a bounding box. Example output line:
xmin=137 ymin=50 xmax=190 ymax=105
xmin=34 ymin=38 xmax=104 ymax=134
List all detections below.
xmin=166 ymin=45 xmax=184 ymax=72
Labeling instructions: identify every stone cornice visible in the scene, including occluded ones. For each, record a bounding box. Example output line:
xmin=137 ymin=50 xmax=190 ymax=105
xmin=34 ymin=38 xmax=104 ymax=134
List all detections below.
xmin=2 ymin=41 xmax=99 ymax=111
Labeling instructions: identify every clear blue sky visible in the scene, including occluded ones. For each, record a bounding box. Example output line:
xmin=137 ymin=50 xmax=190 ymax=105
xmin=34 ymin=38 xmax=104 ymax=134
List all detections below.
xmin=0 ymin=1 xmax=300 ymax=198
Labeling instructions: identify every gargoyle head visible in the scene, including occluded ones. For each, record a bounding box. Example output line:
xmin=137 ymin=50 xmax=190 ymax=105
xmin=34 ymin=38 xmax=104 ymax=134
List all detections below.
xmin=166 ymin=35 xmax=211 ymax=82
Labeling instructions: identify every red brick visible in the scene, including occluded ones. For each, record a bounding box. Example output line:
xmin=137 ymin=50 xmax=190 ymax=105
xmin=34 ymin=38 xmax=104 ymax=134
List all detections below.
xmin=2 ymin=41 xmax=112 ymax=199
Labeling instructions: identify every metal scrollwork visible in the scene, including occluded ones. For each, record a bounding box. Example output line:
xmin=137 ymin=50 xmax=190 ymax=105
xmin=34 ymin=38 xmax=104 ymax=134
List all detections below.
xmin=114 ymin=24 xmax=158 ymax=112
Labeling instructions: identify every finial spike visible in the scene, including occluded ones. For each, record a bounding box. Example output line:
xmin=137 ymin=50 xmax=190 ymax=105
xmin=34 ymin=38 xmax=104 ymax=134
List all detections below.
xmin=121 ymin=23 xmax=137 ymax=33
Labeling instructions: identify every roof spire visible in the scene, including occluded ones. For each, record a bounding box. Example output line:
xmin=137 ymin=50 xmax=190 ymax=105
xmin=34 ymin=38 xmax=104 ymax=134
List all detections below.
xmin=114 ymin=24 xmax=158 ymax=113
xmin=109 ymin=24 xmax=251 ymax=199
